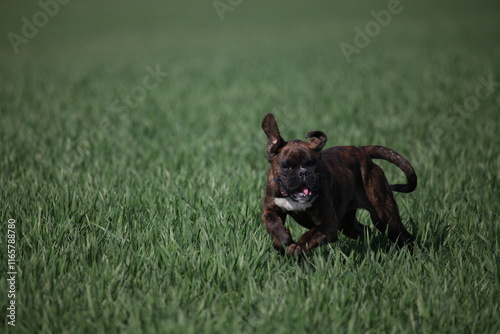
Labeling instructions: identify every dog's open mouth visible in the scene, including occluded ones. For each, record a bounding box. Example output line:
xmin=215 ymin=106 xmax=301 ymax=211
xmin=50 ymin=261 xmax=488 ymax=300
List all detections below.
xmin=281 ymin=185 xmax=315 ymax=203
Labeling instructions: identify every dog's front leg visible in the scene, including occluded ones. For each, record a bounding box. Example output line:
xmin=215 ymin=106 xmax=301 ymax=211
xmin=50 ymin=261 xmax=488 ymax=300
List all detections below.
xmin=293 ymin=210 xmax=339 ymax=255
xmin=262 ymin=209 xmax=294 ymax=255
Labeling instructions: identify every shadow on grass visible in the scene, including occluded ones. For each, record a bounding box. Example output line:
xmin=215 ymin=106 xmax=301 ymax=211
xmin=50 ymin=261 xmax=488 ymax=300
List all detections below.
xmin=288 ymin=234 xmax=403 ymax=268
xmin=271 ymin=215 xmax=455 ymax=269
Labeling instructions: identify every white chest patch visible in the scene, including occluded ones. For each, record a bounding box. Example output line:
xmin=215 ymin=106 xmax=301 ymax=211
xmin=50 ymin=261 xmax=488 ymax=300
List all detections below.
xmin=274 ymin=197 xmax=316 ymax=212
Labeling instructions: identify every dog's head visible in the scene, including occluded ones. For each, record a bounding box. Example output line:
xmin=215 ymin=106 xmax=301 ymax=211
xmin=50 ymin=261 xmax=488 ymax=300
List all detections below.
xmin=262 ymin=113 xmax=327 ymax=204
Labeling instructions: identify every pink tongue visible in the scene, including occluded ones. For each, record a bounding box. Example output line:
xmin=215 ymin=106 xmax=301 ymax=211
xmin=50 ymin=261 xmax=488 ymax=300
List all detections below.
xmin=301 ymin=186 xmax=311 ymax=196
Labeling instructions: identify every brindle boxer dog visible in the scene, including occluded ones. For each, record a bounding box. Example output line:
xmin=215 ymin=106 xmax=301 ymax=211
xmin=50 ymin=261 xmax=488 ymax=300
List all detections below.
xmin=261 ymin=113 xmax=417 ymax=256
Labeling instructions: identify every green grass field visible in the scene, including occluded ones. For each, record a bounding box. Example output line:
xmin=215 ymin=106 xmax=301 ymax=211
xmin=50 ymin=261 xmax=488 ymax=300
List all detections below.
xmin=1 ymin=0 xmax=499 ymax=333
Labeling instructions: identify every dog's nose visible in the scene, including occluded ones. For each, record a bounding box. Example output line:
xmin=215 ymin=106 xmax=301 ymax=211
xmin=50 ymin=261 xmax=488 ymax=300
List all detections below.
xmin=298 ymin=168 xmax=309 ymax=179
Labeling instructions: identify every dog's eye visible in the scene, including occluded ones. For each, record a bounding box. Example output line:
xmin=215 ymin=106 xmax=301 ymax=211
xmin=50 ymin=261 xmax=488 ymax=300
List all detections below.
xmin=307 ymin=161 xmax=317 ymax=168
xmin=281 ymin=163 xmax=292 ymax=171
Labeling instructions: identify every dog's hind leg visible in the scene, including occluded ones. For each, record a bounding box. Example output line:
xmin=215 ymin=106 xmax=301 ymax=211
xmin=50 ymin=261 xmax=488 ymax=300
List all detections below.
xmin=363 ymin=164 xmax=415 ymax=249
xmin=340 ymin=210 xmax=371 ymax=240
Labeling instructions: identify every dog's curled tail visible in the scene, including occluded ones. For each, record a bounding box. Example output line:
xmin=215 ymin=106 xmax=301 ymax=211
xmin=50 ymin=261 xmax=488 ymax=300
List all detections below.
xmin=361 ymin=145 xmax=417 ymax=193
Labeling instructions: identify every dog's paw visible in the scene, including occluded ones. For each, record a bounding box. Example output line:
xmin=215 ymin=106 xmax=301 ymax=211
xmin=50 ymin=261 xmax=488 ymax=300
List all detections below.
xmin=285 ymin=243 xmax=310 ymax=256
xmin=285 ymin=243 xmax=300 ymax=256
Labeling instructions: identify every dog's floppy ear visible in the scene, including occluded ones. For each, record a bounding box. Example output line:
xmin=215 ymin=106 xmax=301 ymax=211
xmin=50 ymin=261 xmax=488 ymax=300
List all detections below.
xmin=306 ymin=131 xmax=327 ymax=152
xmin=262 ymin=113 xmax=286 ymax=161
